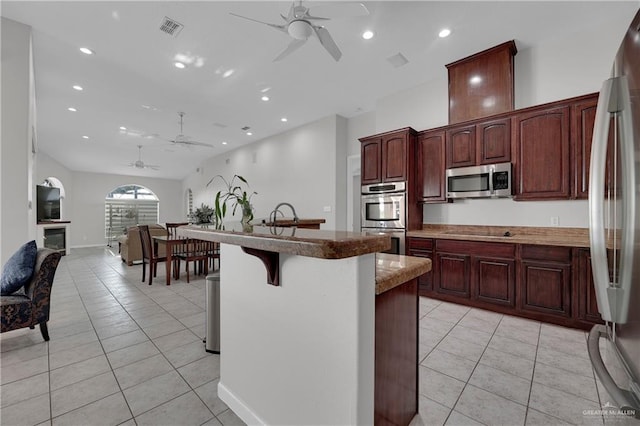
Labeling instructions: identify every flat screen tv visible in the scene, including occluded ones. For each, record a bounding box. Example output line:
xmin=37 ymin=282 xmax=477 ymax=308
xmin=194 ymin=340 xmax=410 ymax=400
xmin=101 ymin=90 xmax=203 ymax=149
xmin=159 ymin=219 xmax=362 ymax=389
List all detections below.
xmin=37 ymin=185 xmax=61 ymax=221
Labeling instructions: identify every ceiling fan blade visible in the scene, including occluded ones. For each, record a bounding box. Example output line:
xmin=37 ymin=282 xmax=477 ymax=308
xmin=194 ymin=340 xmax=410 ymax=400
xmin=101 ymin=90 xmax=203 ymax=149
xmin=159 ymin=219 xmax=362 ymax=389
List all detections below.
xmin=172 ymin=139 xmax=214 ymax=148
xmin=313 ymin=26 xmax=342 ymax=61
xmin=229 ymin=12 xmax=287 ymax=33
xmin=274 ymin=38 xmax=307 ymax=62
xmin=145 ymin=164 xmax=160 ymax=170
xmin=307 ymin=2 xmax=369 ymax=19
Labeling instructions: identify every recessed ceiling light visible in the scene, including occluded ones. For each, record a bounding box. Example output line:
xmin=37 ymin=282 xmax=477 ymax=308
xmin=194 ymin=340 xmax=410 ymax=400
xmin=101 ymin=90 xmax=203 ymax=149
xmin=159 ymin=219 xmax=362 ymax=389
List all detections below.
xmin=79 ymin=47 xmax=94 ymax=55
xmin=439 ymin=28 xmax=451 ymax=38
xmin=246 ymin=132 xmax=253 ymax=136
xmin=222 ymin=141 xmax=228 ymax=145
xmin=174 ymin=61 xmax=186 ymax=69
xmin=119 ymin=126 xmax=127 ymax=130
xmin=82 ymin=135 xmax=89 ymax=139
xmin=362 ymin=30 xmax=374 ymax=40
xmin=72 ymin=85 xmax=83 ymax=91
xmin=281 ymin=117 xmax=288 ymax=122
xmin=68 ymin=107 xmax=77 ymax=112
xmin=261 ymin=96 xmax=270 ymax=102
xmin=222 ymin=69 xmax=234 ymax=78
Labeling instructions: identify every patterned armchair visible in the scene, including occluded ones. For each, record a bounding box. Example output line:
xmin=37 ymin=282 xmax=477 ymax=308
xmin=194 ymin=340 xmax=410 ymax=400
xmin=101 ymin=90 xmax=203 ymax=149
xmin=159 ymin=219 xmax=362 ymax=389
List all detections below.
xmin=1 ymin=248 xmax=62 ymax=341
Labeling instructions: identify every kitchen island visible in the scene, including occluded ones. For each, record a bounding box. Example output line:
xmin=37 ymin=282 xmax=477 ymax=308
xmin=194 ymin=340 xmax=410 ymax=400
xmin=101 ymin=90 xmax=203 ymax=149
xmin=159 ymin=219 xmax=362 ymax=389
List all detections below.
xmin=179 ymin=224 xmax=430 ymax=426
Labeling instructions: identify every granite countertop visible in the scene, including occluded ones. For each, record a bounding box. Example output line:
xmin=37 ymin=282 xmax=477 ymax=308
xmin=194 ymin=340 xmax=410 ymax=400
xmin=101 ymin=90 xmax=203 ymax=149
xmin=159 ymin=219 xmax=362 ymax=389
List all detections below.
xmin=179 ymin=223 xmax=390 ymax=259
xmin=257 ymin=218 xmax=326 ymax=226
xmin=375 ymin=253 xmax=432 ymax=295
xmin=406 ymin=224 xmax=590 ymax=247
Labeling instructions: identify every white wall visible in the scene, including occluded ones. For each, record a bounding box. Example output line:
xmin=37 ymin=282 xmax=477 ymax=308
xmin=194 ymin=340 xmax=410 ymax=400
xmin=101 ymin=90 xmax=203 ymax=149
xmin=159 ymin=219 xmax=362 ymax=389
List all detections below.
xmin=184 ymin=115 xmax=347 ymax=230
xmin=347 ymin=10 xmax=634 ymax=228
xmin=37 ymin=152 xmax=183 ymax=247
xmin=1 ymin=18 xmax=35 ymax=265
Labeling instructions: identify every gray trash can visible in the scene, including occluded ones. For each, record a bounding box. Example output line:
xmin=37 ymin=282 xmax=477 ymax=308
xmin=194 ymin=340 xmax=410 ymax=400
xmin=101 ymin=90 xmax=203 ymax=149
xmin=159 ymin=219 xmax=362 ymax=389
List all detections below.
xmin=205 ymin=273 xmax=220 ymax=354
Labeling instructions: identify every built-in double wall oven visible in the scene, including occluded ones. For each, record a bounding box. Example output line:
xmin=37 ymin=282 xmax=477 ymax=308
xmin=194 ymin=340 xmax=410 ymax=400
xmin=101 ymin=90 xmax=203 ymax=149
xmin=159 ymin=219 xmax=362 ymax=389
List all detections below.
xmin=361 ymin=181 xmax=406 ymax=255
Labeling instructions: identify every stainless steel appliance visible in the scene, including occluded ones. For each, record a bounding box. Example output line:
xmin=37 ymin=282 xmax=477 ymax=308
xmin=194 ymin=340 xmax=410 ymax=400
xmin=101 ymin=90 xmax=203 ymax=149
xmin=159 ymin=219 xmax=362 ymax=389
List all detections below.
xmin=446 ymin=162 xmax=511 ymax=199
xmin=588 ymin=8 xmax=640 ymax=419
xmin=361 ymin=181 xmax=406 ymax=254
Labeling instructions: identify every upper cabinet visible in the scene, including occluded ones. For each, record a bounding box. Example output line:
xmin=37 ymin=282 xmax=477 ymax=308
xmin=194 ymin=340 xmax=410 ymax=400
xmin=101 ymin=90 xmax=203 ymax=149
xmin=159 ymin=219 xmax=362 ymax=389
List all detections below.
xmin=513 ymin=105 xmax=571 ymax=200
xmin=446 ymin=41 xmax=517 ymax=124
xmin=445 ymin=116 xmax=511 ymax=169
xmin=360 ymin=128 xmax=416 ymax=185
xmin=417 ymin=129 xmax=447 ymax=203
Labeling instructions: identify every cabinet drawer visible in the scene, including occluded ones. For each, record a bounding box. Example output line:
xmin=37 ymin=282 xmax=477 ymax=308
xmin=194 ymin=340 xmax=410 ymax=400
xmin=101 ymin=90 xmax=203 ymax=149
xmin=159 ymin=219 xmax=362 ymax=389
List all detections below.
xmin=407 ymin=237 xmax=433 ymax=250
xmin=520 ymin=245 xmax=572 ymax=262
xmin=436 ymin=239 xmax=515 ymax=258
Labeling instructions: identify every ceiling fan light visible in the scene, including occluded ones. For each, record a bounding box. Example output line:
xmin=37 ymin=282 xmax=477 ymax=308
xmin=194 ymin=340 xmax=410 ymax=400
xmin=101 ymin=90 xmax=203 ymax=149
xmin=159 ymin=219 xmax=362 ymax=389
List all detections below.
xmin=288 ymin=20 xmax=312 ymax=40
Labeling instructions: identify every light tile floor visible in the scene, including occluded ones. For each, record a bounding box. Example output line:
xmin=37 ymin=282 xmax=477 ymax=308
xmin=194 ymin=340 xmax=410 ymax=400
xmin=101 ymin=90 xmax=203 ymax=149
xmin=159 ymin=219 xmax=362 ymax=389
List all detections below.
xmin=0 ymin=247 xmax=636 ymax=425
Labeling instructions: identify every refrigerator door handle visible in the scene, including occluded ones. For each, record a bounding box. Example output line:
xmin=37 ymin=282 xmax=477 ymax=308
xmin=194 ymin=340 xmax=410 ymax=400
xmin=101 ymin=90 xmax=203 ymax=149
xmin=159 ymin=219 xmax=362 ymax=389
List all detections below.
xmin=589 ymin=76 xmax=635 ymax=324
xmin=588 ymin=325 xmax=640 ymax=416
xmin=589 ymin=78 xmax=615 ymax=322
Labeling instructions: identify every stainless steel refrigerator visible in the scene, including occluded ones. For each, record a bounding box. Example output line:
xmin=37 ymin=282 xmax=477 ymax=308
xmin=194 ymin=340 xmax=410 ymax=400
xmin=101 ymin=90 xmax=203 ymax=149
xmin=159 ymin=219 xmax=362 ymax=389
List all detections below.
xmin=588 ymin=7 xmax=640 ymax=421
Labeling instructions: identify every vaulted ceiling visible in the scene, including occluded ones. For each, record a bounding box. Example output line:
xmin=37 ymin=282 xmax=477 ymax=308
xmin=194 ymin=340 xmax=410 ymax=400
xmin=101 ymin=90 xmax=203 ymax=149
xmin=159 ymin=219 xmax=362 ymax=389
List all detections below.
xmin=2 ymin=1 xmax=636 ymax=179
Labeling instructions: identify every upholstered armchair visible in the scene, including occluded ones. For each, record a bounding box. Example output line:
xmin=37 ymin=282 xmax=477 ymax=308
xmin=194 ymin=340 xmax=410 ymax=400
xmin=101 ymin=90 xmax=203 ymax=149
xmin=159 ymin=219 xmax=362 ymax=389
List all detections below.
xmin=0 ymin=248 xmax=62 ymax=341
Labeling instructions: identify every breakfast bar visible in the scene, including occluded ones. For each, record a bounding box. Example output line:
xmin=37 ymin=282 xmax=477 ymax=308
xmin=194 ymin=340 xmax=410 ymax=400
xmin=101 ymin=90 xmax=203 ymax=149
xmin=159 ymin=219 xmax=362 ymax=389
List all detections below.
xmin=179 ymin=224 xmax=430 ymax=426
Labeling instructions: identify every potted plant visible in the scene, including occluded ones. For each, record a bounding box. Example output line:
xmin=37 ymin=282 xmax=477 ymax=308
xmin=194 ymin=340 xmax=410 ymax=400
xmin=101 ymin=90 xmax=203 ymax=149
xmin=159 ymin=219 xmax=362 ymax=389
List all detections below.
xmin=206 ymin=174 xmax=257 ymax=224
xmin=193 ymin=203 xmax=215 ymax=224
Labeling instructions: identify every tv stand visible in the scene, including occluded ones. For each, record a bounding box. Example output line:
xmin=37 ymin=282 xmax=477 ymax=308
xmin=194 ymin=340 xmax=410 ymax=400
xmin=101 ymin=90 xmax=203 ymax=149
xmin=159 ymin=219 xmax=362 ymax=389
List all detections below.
xmin=36 ymin=222 xmax=70 ymax=255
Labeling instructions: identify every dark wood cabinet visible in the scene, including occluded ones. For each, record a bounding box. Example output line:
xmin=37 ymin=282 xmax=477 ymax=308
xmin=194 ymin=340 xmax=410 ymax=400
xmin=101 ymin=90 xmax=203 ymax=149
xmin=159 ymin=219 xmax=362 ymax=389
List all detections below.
xmin=445 ymin=117 xmax=511 ymax=169
xmin=576 ymin=248 xmax=603 ymax=324
xmin=474 ymin=256 xmax=516 ymax=307
xmin=406 ymin=237 xmax=434 ymax=292
xmin=360 ymin=128 xmax=415 ymax=185
xmin=514 ymin=105 xmax=571 ymax=200
xmin=381 ymin=134 xmax=408 ymax=182
xmin=436 ymin=252 xmax=471 ymax=298
xmin=361 ymin=138 xmax=382 ymax=185
xmin=478 ymin=117 xmax=511 ymax=164
xmin=519 ymin=245 xmax=572 ymax=318
xmin=446 ymin=125 xmax=476 ymax=168
xmin=416 ymin=130 xmax=447 ymax=203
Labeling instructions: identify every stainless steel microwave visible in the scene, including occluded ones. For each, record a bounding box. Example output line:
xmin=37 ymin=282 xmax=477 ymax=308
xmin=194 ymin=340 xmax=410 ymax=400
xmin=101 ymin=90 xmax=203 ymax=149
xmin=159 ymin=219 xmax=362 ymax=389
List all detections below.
xmin=446 ymin=162 xmax=512 ymax=199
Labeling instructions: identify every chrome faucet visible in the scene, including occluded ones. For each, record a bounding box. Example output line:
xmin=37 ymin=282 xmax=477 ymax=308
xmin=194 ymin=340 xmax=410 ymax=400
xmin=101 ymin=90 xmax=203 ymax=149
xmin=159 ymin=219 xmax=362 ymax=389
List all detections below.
xmin=269 ymin=202 xmax=299 ymax=224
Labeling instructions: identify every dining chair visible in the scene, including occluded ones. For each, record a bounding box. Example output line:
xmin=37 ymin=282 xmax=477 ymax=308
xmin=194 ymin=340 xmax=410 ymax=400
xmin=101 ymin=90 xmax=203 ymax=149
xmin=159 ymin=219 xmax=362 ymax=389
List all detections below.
xmin=207 ymin=242 xmax=220 ymax=271
xmin=176 ymin=239 xmax=210 ymax=283
xmin=138 ymin=225 xmax=169 ymax=285
xmin=166 ymin=222 xmax=189 ymax=237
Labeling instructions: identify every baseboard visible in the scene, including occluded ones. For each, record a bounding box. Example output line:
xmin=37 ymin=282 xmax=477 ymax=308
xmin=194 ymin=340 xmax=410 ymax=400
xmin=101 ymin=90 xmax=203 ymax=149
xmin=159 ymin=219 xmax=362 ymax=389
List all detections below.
xmin=218 ymin=381 xmax=266 ymax=425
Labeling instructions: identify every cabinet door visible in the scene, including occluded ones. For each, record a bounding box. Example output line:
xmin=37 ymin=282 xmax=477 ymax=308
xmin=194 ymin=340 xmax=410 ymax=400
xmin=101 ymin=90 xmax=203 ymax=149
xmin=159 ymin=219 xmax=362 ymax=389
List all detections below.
xmin=473 ymin=257 xmax=515 ymax=307
xmin=514 ymin=106 xmax=570 ymax=200
xmin=520 ymin=260 xmax=571 ymax=317
xmin=381 ymin=134 xmax=407 ymax=182
xmin=446 ymin=125 xmax=476 ymax=168
xmin=417 ymin=130 xmax=447 ymax=202
xmin=577 ymin=249 xmax=602 ymax=323
xmin=478 ymin=117 xmax=511 ymax=164
xmin=407 ymin=238 xmax=434 ymax=292
xmin=436 ymin=252 xmax=470 ymax=298
xmin=361 ymin=138 xmax=382 ymax=184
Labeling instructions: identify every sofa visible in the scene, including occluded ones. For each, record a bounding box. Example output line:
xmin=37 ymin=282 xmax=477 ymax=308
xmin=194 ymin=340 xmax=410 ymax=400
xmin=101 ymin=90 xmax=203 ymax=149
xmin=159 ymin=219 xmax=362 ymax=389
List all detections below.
xmin=119 ymin=225 xmax=168 ymax=265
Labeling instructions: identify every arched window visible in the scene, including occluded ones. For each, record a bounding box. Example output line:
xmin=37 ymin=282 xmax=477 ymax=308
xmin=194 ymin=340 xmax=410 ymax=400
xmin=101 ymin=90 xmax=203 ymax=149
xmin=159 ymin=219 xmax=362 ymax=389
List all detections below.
xmin=105 ymin=184 xmax=159 ymax=241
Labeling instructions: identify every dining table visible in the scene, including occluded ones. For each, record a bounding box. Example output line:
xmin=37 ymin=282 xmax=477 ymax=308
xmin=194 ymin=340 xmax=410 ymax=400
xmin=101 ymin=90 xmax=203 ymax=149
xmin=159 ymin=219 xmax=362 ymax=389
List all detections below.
xmin=152 ymin=234 xmax=187 ymax=285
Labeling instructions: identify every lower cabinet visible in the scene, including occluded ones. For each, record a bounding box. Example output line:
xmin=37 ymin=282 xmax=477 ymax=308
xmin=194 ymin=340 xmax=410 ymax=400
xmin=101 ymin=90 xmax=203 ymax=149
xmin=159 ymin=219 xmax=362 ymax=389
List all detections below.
xmin=406 ymin=237 xmax=602 ymax=329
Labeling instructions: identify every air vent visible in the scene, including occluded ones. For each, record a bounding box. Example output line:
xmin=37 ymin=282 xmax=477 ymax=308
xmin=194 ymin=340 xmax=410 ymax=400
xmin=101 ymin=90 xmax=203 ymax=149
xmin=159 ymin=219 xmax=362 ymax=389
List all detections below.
xmin=241 ymin=126 xmax=251 ymax=131
xmin=159 ymin=16 xmax=184 ymax=37
xmin=387 ymin=53 xmax=409 ymax=68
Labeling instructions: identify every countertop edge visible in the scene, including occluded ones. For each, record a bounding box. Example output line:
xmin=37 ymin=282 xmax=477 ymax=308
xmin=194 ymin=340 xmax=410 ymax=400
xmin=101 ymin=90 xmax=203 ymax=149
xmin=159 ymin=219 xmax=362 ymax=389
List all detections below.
xmin=375 ymin=254 xmax=432 ymax=295
xmin=179 ymin=226 xmax=390 ymax=259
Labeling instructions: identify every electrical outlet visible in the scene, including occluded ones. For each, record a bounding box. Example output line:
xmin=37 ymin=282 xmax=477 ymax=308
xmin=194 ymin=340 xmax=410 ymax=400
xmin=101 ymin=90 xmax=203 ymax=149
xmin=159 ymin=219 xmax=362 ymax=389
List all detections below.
xmin=550 ymin=216 xmax=559 ymax=226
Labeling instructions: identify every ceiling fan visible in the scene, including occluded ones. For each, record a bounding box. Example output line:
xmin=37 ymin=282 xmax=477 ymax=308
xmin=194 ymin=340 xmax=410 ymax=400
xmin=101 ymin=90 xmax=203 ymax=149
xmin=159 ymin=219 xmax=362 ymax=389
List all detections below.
xmin=230 ymin=1 xmax=369 ymax=62
xmin=155 ymin=112 xmax=214 ymax=148
xmin=129 ymin=145 xmax=159 ymax=170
